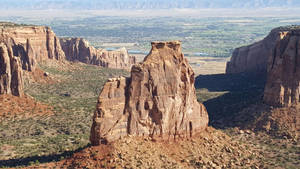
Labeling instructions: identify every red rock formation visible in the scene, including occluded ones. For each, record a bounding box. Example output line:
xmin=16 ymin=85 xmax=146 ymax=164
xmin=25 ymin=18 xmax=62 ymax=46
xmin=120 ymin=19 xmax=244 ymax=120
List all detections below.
xmin=226 ymin=28 xmax=281 ymax=74
xmin=90 ymin=41 xmax=209 ymax=145
xmin=60 ymin=38 xmax=136 ymax=69
xmin=0 ymin=24 xmax=65 ymax=72
xmin=226 ymin=26 xmax=300 ymax=107
xmin=0 ymin=23 xmax=66 ymax=97
xmin=0 ymin=43 xmax=23 ymax=96
xmin=264 ymin=29 xmax=300 ymax=107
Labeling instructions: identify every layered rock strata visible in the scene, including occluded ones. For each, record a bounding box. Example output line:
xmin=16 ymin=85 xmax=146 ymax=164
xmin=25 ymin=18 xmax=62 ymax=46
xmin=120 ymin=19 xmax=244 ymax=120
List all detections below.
xmin=0 ymin=24 xmax=65 ymax=72
xmin=90 ymin=41 xmax=209 ymax=145
xmin=264 ymin=29 xmax=300 ymax=107
xmin=0 ymin=23 xmax=66 ymax=96
xmin=60 ymin=38 xmax=136 ymax=69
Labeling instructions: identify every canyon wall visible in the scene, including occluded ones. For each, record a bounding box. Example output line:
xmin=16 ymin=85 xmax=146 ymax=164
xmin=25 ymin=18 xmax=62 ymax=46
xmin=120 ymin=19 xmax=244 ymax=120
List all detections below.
xmin=226 ymin=28 xmax=279 ymax=74
xmin=0 ymin=23 xmax=66 ymax=96
xmin=226 ymin=26 xmax=300 ymax=107
xmin=0 ymin=23 xmax=136 ymax=97
xmin=0 ymin=24 xmax=66 ymax=71
xmin=90 ymin=41 xmax=209 ymax=145
xmin=263 ymin=29 xmax=300 ymax=107
xmin=60 ymin=38 xmax=136 ymax=69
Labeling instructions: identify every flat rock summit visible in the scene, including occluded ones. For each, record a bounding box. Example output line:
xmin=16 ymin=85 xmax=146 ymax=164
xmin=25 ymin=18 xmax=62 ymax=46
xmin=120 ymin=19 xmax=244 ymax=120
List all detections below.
xmin=90 ymin=41 xmax=209 ymax=145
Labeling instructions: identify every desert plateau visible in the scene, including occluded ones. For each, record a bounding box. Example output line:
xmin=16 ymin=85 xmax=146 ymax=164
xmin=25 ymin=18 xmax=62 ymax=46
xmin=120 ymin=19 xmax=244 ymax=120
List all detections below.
xmin=0 ymin=1 xmax=299 ymax=169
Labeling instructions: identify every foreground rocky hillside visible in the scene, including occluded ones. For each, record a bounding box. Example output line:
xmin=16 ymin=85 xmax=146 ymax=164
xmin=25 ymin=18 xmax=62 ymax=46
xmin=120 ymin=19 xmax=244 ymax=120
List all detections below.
xmin=91 ymin=41 xmax=208 ymax=145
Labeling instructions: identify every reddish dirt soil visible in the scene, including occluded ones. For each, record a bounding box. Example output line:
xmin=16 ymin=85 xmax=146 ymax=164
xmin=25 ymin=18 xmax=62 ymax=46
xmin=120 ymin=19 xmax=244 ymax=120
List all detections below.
xmin=27 ymin=67 xmax=56 ymax=84
xmin=0 ymin=94 xmax=54 ymax=121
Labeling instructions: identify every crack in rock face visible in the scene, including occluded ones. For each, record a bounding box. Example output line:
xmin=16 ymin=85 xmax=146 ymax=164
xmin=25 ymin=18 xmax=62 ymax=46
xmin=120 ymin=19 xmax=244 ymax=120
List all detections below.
xmin=90 ymin=41 xmax=209 ymax=145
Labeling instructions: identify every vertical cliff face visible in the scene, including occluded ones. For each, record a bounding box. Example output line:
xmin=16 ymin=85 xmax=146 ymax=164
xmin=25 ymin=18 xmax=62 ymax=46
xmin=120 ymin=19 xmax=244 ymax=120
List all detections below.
xmin=0 ymin=25 xmax=65 ymax=72
xmin=90 ymin=41 xmax=209 ymax=145
xmin=264 ymin=30 xmax=300 ymax=107
xmin=0 ymin=43 xmax=23 ymax=96
xmin=226 ymin=26 xmax=300 ymax=107
xmin=60 ymin=38 xmax=136 ymax=69
xmin=0 ymin=23 xmax=66 ymax=97
xmin=226 ymin=28 xmax=281 ymax=74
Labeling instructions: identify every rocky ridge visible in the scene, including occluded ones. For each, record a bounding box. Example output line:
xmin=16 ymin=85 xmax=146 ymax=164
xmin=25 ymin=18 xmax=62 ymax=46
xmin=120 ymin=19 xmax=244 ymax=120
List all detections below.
xmin=60 ymin=38 xmax=136 ymax=69
xmin=90 ymin=41 xmax=209 ymax=145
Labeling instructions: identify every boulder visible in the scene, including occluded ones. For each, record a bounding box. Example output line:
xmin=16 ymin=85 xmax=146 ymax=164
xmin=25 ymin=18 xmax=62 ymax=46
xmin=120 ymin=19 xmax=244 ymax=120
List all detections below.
xmin=90 ymin=41 xmax=209 ymax=145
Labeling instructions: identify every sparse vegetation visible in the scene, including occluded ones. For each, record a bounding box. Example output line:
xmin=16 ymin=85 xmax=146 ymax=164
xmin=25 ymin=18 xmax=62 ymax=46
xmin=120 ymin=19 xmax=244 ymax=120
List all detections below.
xmin=0 ymin=63 xmax=129 ymax=167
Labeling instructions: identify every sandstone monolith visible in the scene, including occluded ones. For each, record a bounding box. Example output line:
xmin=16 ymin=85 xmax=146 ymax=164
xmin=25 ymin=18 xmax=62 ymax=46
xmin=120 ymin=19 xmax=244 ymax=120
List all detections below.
xmin=90 ymin=41 xmax=209 ymax=145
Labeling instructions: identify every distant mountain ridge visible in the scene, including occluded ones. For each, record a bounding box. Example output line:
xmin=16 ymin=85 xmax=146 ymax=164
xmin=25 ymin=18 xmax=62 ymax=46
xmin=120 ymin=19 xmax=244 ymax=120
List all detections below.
xmin=0 ymin=0 xmax=299 ymax=10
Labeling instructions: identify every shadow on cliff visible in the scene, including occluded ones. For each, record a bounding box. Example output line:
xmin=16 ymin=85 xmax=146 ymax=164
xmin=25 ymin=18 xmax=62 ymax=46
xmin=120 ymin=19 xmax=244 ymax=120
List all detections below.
xmin=0 ymin=144 xmax=90 ymax=167
xmin=195 ymin=72 xmax=266 ymax=129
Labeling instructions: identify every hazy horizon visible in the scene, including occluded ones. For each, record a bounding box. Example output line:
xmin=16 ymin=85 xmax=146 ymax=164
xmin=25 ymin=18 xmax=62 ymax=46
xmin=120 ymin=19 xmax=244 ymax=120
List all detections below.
xmin=0 ymin=0 xmax=300 ymax=10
